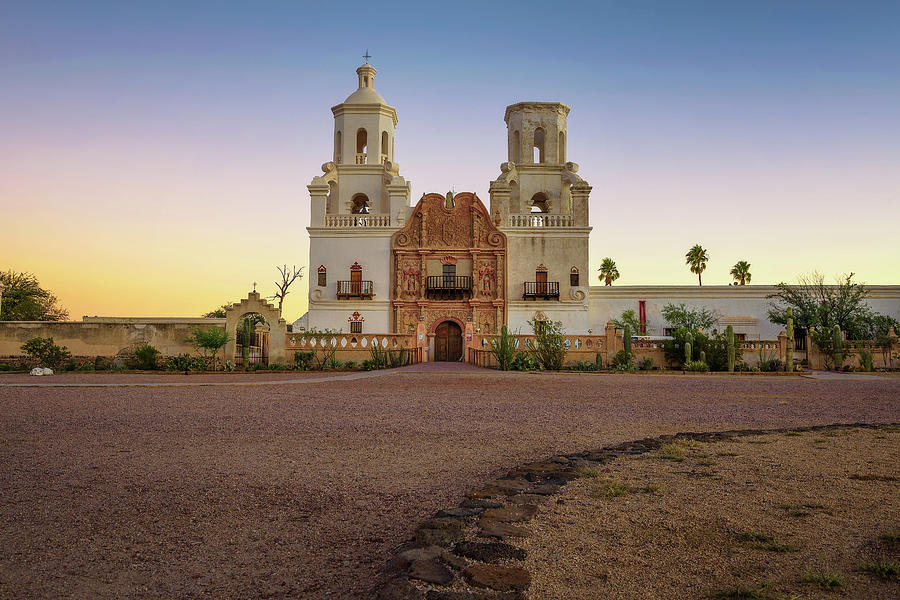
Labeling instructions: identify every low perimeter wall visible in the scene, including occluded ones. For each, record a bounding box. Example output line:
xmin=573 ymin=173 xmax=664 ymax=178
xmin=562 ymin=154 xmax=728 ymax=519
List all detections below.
xmin=0 ymin=319 xmax=225 ymax=359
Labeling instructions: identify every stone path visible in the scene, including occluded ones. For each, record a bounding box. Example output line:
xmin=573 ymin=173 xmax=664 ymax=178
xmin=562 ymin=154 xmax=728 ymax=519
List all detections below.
xmin=372 ymin=422 xmax=898 ymax=599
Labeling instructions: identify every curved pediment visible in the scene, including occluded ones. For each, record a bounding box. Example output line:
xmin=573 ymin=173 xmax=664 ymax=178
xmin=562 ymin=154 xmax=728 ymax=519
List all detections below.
xmin=392 ymin=192 xmax=505 ymax=250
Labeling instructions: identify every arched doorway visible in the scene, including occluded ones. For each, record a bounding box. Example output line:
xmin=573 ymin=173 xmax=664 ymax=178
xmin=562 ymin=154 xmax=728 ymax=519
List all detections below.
xmin=434 ymin=321 xmax=463 ymax=362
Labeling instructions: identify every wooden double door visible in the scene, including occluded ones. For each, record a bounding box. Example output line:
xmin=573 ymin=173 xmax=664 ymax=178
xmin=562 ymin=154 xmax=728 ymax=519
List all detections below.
xmin=434 ymin=321 xmax=463 ymax=362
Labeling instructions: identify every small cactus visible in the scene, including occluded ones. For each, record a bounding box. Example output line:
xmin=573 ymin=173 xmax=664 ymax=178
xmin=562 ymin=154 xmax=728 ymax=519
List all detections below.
xmin=785 ymin=307 xmax=794 ymax=372
xmin=684 ymin=341 xmax=692 ymax=365
xmin=699 ymin=350 xmax=706 ymax=364
xmin=594 ymin=352 xmax=602 ymax=370
xmin=726 ymin=325 xmax=735 ymax=372
xmin=832 ymin=325 xmax=843 ymax=370
xmin=624 ymin=325 xmax=632 ymax=354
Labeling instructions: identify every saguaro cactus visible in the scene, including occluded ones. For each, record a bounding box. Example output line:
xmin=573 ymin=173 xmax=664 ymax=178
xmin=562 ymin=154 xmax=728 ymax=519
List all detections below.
xmin=785 ymin=307 xmax=794 ymax=372
xmin=684 ymin=332 xmax=693 ymax=365
xmin=624 ymin=325 xmax=632 ymax=354
xmin=832 ymin=325 xmax=843 ymax=369
xmin=726 ymin=325 xmax=735 ymax=372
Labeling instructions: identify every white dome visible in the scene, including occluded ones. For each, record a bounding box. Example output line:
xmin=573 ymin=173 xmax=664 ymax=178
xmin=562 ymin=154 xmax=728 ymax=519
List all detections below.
xmin=343 ymin=87 xmax=387 ymax=105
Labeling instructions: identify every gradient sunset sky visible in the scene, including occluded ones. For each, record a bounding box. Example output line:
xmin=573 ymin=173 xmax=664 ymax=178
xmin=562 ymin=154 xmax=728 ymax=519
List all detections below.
xmin=2 ymin=1 xmax=898 ymax=322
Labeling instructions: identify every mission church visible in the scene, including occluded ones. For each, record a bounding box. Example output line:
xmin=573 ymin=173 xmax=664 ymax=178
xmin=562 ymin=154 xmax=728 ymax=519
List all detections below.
xmin=300 ymin=61 xmax=596 ymax=360
xmin=294 ymin=61 xmax=900 ymax=362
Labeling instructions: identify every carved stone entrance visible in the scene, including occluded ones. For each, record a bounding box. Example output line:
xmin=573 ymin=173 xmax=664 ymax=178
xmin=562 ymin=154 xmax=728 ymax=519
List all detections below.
xmin=434 ymin=321 xmax=463 ymax=362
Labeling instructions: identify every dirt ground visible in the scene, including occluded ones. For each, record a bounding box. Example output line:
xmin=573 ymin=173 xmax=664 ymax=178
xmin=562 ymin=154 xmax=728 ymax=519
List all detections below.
xmin=522 ymin=427 xmax=900 ymax=599
xmin=1 ymin=370 xmax=898 ymax=599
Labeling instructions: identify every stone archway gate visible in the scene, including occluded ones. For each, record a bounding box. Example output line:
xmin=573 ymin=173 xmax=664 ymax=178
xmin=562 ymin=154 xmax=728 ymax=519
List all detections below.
xmin=224 ymin=292 xmax=289 ymax=365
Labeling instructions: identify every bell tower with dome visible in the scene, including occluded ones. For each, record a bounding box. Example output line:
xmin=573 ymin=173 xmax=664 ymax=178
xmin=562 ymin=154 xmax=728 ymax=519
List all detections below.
xmin=304 ymin=62 xmax=411 ymax=333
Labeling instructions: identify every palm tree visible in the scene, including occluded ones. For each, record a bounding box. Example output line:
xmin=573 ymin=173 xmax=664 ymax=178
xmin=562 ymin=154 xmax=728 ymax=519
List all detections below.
xmin=730 ymin=260 xmax=751 ymax=285
xmin=685 ymin=244 xmax=709 ymax=286
xmin=598 ymin=257 xmax=620 ymax=286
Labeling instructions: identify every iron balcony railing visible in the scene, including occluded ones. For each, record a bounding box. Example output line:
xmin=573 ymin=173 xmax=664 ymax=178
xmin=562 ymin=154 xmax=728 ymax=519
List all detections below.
xmin=336 ymin=280 xmax=374 ymax=299
xmin=522 ymin=281 xmax=560 ymax=300
xmin=425 ymin=275 xmax=473 ymax=299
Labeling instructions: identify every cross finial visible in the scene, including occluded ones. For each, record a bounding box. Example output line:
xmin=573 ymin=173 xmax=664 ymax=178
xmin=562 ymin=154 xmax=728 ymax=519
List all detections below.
xmin=253 ymin=281 xmax=257 ymax=292
xmin=363 ymin=49 xmax=371 ymax=64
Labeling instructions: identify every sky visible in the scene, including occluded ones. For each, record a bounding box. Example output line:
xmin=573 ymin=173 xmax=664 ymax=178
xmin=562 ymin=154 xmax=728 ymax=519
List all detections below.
xmin=1 ymin=1 xmax=898 ymax=322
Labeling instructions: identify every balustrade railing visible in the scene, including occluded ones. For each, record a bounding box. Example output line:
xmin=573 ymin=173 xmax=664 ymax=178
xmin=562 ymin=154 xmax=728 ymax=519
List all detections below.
xmin=425 ymin=275 xmax=473 ymax=299
xmin=324 ymin=214 xmax=391 ymax=228
xmin=507 ymin=213 xmax=574 ymax=227
xmin=355 ymin=152 xmax=367 ymax=164
xmin=522 ymin=281 xmax=560 ymax=300
xmin=336 ymin=280 xmax=374 ymax=299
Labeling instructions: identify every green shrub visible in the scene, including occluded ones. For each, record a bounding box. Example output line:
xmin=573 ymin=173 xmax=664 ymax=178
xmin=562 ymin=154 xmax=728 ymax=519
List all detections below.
xmin=94 ymin=356 xmax=107 ymax=371
xmin=858 ymin=348 xmax=874 ymax=372
xmin=362 ymin=359 xmax=377 ymax=371
xmin=78 ymin=362 xmax=95 ymax=371
xmin=368 ymin=342 xmax=388 ymax=370
xmin=759 ymin=358 xmax=783 ymax=372
xmin=571 ymin=360 xmax=595 ymax=372
xmin=165 ymin=353 xmax=205 ymax=372
xmin=323 ymin=356 xmax=343 ymax=370
xmin=0 ymin=363 xmax=14 ymax=372
xmin=511 ymin=352 xmax=541 ymax=371
xmin=293 ymin=351 xmax=314 ymax=371
xmin=133 ymin=344 xmax=160 ymax=370
xmin=63 ymin=359 xmax=77 ymax=372
xmin=684 ymin=360 xmax=709 ymax=372
xmin=187 ymin=327 xmax=230 ymax=371
xmin=637 ymin=357 xmax=654 ymax=371
xmin=344 ymin=360 xmax=357 ymax=370
xmin=528 ymin=319 xmax=567 ymax=370
xmin=268 ymin=362 xmax=290 ymax=371
xmin=20 ymin=337 xmax=72 ymax=367
xmin=489 ymin=325 xmax=517 ymax=371
xmin=611 ymin=350 xmax=634 ymax=370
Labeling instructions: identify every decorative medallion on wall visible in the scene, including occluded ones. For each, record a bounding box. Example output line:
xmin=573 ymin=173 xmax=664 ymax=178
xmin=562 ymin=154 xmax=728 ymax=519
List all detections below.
xmin=317 ymin=265 xmax=327 ymax=273
xmin=536 ymin=264 xmax=548 ymax=272
xmin=348 ymin=311 xmax=365 ymax=322
xmin=350 ymin=261 xmax=363 ymax=271
xmin=440 ymin=255 xmax=458 ymax=265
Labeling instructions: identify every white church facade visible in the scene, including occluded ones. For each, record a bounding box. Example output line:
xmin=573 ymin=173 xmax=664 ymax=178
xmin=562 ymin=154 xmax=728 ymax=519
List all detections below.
xmin=299 ymin=63 xmax=900 ymax=357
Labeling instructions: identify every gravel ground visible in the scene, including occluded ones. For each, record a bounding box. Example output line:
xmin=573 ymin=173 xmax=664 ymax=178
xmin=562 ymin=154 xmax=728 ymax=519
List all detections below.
xmin=1 ymin=371 xmax=898 ymax=599
xmin=522 ymin=427 xmax=900 ymax=599
xmin=0 ymin=371 xmax=348 ymax=385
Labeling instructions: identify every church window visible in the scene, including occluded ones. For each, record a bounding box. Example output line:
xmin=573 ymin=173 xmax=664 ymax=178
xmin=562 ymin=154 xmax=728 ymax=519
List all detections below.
xmin=317 ymin=266 xmax=327 ymax=287
xmin=558 ymin=131 xmax=565 ymax=162
xmin=533 ymin=127 xmax=545 ymax=163
xmin=381 ymin=131 xmax=389 ymax=163
xmin=570 ymin=267 xmax=579 ymax=287
xmin=350 ymin=320 xmax=363 ymax=333
xmin=335 ymin=130 xmax=342 ymax=162
xmin=356 ymin=129 xmax=368 ymax=164
xmin=513 ymin=130 xmax=521 ymax=163
xmin=351 ymin=194 xmax=370 ymax=214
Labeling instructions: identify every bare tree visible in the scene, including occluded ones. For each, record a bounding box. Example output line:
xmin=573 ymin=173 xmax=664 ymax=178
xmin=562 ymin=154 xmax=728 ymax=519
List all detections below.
xmin=274 ymin=265 xmax=304 ymax=311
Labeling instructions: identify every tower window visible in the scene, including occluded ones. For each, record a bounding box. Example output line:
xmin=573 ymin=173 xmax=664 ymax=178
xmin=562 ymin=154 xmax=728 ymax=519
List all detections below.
xmin=533 ymin=127 xmax=545 ymax=163
xmin=570 ymin=267 xmax=579 ymax=287
xmin=381 ymin=131 xmax=389 ymax=163
xmin=558 ymin=131 xmax=566 ymax=163
xmin=350 ymin=320 xmax=363 ymax=333
xmin=317 ymin=266 xmax=327 ymax=287
xmin=351 ymin=194 xmax=370 ymax=214
xmin=356 ymin=128 xmax=368 ymax=164
xmin=335 ymin=130 xmax=342 ymax=162
xmin=513 ymin=130 xmax=521 ymax=163
xmin=530 ymin=193 xmax=549 ymax=213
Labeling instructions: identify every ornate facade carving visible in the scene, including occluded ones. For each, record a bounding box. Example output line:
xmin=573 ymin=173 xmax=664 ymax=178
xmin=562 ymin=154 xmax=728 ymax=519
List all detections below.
xmin=390 ymin=192 xmax=506 ymax=334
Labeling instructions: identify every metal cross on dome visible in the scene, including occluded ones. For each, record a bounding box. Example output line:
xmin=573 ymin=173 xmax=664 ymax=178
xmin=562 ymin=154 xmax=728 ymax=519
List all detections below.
xmin=363 ymin=50 xmax=371 ymax=64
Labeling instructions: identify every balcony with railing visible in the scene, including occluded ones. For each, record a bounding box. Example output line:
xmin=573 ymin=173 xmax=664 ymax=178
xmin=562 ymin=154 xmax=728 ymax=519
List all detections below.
xmin=336 ymin=280 xmax=374 ymax=299
xmin=522 ymin=281 xmax=560 ymax=300
xmin=507 ymin=213 xmax=575 ymax=228
xmin=355 ymin=152 xmax=367 ymax=164
xmin=425 ymin=275 xmax=473 ymax=300
xmin=324 ymin=214 xmax=391 ymax=228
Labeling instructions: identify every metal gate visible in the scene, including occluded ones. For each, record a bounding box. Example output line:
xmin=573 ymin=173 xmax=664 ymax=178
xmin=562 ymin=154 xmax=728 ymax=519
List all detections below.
xmin=235 ymin=329 xmax=268 ymax=366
